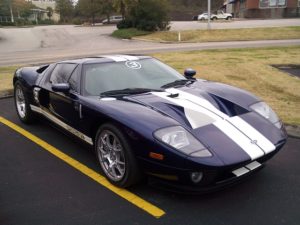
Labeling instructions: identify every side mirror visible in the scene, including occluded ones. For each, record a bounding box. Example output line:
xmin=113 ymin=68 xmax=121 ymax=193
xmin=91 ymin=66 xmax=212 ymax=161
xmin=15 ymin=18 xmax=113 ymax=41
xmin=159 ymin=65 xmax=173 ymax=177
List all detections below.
xmin=184 ymin=68 xmax=196 ymax=79
xmin=52 ymin=83 xmax=70 ymax=93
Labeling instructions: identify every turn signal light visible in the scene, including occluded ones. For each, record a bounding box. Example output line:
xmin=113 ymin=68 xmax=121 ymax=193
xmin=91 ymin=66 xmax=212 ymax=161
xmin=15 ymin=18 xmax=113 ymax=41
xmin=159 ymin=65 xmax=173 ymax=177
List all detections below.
xmin=149 ymin=152 xmax=164 ymax=160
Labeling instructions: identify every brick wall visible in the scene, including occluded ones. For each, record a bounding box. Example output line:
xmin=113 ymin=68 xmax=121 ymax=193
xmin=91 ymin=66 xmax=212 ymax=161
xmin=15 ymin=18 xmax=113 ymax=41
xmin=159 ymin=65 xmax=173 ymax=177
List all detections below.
xmin=233 ymin=0 xmax=300 ymax=18
xmin=246 ymin=0 xmax=259 ymax=9
xmin=244 ymin=8 xmax=300 ymax=18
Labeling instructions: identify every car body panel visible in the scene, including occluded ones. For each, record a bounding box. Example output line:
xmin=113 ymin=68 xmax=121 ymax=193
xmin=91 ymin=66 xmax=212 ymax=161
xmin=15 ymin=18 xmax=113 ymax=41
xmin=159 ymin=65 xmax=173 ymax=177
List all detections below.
xmin=13 ymin=55 xmax=287 ymax=191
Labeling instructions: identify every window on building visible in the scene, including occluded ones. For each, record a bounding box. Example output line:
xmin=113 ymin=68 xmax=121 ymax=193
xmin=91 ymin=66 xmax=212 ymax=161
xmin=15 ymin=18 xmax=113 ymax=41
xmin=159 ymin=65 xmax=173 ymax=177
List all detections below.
xmin=259 ymin=0 xmax=287 ymax=8
xmin=298 ymin=0 xmax=300 ymax=7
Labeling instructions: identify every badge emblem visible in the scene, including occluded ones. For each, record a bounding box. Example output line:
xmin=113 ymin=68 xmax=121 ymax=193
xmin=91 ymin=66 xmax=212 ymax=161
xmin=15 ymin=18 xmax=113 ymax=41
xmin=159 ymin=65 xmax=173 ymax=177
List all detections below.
xmin=125 ymin=61 xmax=142 ymax=69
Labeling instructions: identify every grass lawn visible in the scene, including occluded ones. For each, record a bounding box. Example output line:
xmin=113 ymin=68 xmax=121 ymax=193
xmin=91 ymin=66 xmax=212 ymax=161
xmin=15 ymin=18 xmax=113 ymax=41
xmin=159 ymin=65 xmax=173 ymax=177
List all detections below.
xmin=152 ymin=46 xmax=300 ymax=125
xmin=0 ymin=46 xmax=299 ymax=125
xmin=0 ymin=66 xmax=19 ymax=97
xmin=136 ymin=26 xmax=300 ymax=42
xmin=112 ymin=28 xmax=151 ymax=39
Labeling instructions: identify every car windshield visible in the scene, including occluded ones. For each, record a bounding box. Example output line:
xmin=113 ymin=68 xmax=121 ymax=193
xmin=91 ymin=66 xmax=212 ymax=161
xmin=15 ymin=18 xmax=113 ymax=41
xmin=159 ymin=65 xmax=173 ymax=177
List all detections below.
xmin=83 ymin=58 xmax=185 ymax=96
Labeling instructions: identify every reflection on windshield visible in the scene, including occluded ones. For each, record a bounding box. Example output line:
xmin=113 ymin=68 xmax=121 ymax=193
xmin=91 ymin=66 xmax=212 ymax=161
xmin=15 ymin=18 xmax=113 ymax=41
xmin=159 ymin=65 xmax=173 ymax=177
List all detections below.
xmin=83 ymin=58 xmax=184 ymax=96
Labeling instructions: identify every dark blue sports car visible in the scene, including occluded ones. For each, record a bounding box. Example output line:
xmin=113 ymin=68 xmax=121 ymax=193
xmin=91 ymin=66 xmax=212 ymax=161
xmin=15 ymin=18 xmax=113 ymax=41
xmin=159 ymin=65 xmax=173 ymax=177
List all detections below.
xmin=13 ymin=55 xmax=287 ymax=192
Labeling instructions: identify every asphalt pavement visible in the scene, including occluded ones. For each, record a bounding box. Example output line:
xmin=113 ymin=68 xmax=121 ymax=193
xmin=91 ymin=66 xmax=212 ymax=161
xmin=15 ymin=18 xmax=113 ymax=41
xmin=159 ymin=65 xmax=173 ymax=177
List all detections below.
xmin=0 ymin=97 xmax=300 ymax=225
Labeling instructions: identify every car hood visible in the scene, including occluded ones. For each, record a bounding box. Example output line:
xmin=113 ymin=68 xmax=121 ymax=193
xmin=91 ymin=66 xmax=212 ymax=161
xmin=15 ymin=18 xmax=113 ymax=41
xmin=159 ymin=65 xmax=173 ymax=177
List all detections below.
xmin=125 ymin=81 xmax=286 ymax=166
xmin=85 ymin=80 xmax=286 ymax=166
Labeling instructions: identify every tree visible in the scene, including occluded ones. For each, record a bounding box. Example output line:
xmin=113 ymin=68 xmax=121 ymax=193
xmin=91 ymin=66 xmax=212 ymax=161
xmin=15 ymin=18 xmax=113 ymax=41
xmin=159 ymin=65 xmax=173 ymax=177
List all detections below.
xmin=56 ymin=0 xmax=74 ymax=23
xmin=47 ymin=6 xmax=53 ymax=20
xmin=101 ymin=0 xmax=114 ymax=23
xmin=0 ymin=0 xmax=35 ymax=22
xmin=118 ymin=0 xmax=170 ymax=31
xmin=113 ymin=0 xmax=138 ymax=18
xmin=76 ymin=0 xmax=102 ymax=24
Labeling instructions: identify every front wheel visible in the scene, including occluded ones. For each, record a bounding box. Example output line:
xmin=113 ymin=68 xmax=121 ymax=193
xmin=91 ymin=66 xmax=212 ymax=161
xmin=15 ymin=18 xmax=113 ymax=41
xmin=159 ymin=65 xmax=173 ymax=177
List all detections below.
xmin=95 ymin=123 xmax=142 ymax=188
xmin=226 ymin=16 xmax=232 ymax=20
xmin=14 ymin=81 xmax=35 ymax=124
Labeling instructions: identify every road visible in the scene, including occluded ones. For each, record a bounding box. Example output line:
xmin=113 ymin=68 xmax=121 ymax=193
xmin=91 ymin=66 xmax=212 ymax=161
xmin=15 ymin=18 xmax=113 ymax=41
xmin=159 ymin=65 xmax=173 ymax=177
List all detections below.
xmin=0 ymin=19 xmax=300 ymax=66
xmin=0 ymin=97 xmax=300 ymax=225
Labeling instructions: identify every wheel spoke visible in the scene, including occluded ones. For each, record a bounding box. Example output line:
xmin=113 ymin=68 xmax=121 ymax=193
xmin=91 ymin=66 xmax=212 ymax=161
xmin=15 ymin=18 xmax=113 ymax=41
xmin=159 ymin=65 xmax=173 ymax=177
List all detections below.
xmin=115 ymin=164 xmax=124 ymax=176
xmin=116 ymin=159 xmax=125 ymax=165
xmin=109 ymin=163 xmax=117 ymax=177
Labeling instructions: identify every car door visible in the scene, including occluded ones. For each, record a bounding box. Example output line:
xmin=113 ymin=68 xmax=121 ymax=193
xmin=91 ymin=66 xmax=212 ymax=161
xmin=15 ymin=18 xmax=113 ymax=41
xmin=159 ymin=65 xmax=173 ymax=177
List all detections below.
xmin=47 ymin=63 xmax=81 ymax=128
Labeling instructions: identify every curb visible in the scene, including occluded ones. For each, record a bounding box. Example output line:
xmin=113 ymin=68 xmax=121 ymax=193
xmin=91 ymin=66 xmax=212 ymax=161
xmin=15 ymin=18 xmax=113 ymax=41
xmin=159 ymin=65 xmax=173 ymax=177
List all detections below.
xmin=285 ymin=125 xmax=300 ymax=139
xmin=0 ymin=90 xmax=13 ymax=99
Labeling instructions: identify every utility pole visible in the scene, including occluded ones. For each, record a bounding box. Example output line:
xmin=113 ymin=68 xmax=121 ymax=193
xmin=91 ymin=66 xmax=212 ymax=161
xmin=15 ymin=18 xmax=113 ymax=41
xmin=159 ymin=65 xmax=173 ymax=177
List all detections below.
xmin=9 ymin=0 xmax=14 ymax=23
xmin=207 ymin=0 xmax=211 ymax=30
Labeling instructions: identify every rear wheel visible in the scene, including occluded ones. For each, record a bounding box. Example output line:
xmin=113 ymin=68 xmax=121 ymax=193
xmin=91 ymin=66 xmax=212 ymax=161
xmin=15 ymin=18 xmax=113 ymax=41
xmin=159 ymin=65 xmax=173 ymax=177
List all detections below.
xmin=95 ymin=123 xmax=141 ymax=187
xmin=14 ymin=81 xmax=35 ymax=124
xmin=226 ymin=16 xmax=232 ymax=20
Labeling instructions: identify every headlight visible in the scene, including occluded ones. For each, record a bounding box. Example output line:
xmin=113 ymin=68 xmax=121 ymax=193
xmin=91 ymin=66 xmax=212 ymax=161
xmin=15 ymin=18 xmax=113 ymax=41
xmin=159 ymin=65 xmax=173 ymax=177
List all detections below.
xmin=154 ymin=126 xmax=212 ymax=157
xmin=250 ymin=102 xmax=281 ymax=129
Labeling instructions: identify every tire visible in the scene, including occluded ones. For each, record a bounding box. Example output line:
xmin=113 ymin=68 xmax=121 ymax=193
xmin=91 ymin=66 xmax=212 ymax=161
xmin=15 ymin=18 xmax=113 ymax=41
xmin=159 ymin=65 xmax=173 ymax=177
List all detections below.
xmin=226 ymin=16 xmax=232 ymax=20
xmin=14 ymin=81 xmax=35 ymax=124
xmin=95 ymin=123 xmax=142 ymax=188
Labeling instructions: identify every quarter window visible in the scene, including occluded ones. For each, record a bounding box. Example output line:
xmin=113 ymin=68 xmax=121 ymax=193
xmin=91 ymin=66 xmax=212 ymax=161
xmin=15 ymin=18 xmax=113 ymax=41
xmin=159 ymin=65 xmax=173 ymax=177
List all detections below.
xmin=50 ymin=63 xmax=77 ymax=84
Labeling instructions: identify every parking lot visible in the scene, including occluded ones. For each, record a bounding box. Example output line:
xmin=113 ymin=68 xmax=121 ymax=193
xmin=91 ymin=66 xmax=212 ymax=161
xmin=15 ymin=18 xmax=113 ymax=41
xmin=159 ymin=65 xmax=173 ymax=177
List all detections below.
xmin=1 ymin=97 xmax=300 ymax=225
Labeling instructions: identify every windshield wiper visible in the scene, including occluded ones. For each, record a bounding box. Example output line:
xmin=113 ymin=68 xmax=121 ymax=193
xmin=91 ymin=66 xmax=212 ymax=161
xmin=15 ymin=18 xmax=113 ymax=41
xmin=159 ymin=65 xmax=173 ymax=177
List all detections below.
xmin=100 ymin=88 xmax=163 ymax=97
xmin=161 ymin=79 xmax=195 ymax=89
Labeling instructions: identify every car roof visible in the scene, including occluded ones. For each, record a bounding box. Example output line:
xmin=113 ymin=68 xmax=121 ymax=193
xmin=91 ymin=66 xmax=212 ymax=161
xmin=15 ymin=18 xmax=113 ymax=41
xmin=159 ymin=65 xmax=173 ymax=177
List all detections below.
xmin=59 ymin=55 xmax=151 ymax=65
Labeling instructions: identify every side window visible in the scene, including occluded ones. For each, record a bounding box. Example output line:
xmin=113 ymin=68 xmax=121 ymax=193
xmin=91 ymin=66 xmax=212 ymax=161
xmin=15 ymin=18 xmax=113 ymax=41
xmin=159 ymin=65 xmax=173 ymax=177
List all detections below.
xmin=68 ymin=66 xmax=80 ymax=92
xmin=50 ymin=63 xmax=77 ymax=84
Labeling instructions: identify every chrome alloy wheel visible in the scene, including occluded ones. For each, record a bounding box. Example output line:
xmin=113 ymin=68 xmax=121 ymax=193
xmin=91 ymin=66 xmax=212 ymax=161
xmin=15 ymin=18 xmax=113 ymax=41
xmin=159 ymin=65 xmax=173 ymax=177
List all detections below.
xmin=15 ymin=86 xmax=26 ymax=119
xmin=97 ymin=130 xmax=126 ymax=181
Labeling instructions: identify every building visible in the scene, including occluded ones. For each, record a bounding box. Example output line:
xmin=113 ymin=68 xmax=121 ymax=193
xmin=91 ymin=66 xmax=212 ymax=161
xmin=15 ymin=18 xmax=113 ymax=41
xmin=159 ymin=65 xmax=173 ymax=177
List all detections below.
xmin=26 ymin=0 xmax=60 ymax=22
xmin=223 ymin=0 xmax=300 ymax=18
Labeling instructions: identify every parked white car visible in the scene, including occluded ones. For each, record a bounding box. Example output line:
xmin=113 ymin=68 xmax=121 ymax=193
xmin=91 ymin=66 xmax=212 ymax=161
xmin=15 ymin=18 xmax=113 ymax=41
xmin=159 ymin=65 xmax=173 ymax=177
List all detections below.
xmin=197 ymin=11 xmax=232 ymax=21
xmin=102 ymin=16 xmax=123 ymax=24
xmin=197 ymin=13 xmax=210 ymax=21
xmin=211 ymin=10 xmax=233 ymax=20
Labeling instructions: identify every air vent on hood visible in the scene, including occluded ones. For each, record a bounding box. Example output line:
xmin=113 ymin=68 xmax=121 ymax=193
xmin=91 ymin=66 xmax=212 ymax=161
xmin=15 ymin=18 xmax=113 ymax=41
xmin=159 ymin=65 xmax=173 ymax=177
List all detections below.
xmin=209 ymin=94 xmax=249 ymax=117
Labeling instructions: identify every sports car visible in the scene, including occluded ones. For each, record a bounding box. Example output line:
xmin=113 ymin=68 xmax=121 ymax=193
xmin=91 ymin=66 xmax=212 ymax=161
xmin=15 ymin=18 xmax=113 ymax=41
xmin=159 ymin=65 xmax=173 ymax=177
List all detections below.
xmin=13 ymin=55 xmax=287 ymax=192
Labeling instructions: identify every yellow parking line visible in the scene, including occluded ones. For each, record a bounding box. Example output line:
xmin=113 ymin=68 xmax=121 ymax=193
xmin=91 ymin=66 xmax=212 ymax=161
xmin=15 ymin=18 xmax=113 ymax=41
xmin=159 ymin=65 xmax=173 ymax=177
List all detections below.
xmin=0 ymin=116 xmax=165 ymax=218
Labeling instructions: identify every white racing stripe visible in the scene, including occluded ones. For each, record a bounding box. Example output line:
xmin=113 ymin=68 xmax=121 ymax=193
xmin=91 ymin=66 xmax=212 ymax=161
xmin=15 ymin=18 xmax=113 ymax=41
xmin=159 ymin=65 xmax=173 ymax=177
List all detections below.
xmin=152 ymin=91 xmax=218 ymax=128
xmin=214 ymin=120 xmax=265 ymax=160
xmin=118 ymin=55 xmax=139 ymax=61
xmin=152 ymin=88 xmax=273 ymax=159
xmin=99 ymin=55 xmax=139 ymax=62
xmin=166 ymin=89 xmax=275 ymax=155
xmin=100 ymin=55 xmax=127 ymax=62
xmin=227 ymin=116 xmax=276 ymax=154
xmin=232 ymin=167 xmax=249 ymax=177
xmin=167 ymin=88 xmax=229 ymax=119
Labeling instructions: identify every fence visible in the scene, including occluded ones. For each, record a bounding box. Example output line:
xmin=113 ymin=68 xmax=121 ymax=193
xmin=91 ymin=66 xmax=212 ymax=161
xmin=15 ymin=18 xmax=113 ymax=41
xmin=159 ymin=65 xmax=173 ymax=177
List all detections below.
xmin=0 ymin=16 xmax=13 ymax=23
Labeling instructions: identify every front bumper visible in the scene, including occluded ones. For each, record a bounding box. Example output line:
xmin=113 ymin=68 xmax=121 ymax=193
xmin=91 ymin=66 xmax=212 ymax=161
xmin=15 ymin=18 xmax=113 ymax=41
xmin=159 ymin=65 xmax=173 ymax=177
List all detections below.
xmin=144 ymin=140 xmax=286 ymax=194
